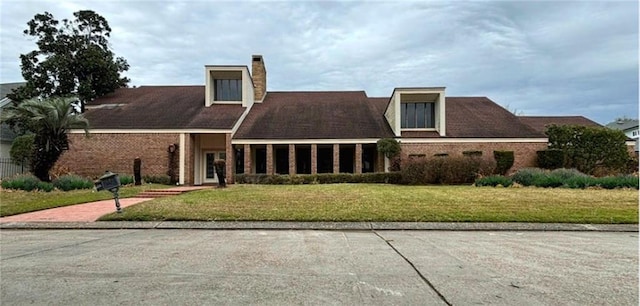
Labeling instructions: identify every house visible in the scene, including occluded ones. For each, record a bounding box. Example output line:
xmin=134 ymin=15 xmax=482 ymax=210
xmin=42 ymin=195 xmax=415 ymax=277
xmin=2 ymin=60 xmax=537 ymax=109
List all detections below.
xmin=56 ymin=55 xmax=608 ymax=184
xmin=606 ymin=118 xmax=639 ymax=153
xmin=0 ymin=82 xmax=26 ymax=159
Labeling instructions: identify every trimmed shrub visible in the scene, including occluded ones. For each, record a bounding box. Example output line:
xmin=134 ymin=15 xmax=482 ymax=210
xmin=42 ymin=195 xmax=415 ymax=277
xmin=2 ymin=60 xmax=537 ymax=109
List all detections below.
xmin=475 ymin=175 xmax=513 ymax=187
xmin=595 ymin=176 xmax=639 ymax=189
xmin=549 ymin=168 xmax=588 ymax=180
xmin=52 ymin=175 xmax=94 ymax=191
xmin=401 ymin=156 xmax=495 ymax=185
xmin=37 ymin=181 xmax=55 ymax=192
xmin=511 ymin=168 xmax=546 ymax=186
xmin=564 ymin=175 xmax=596 ymax=189
xmin=493 ymin=151 xmax=514 ymax=175
xmin=142 ymin=175 xmax=172 ymax=185
xmin=234 ymin=172 xmax=402 ymax=185
xmin=9 ymin=134 xmax=34 ymax=166
xmin=119 ymin=175 xmax=134 ymax=186
xmin=1 ymin=174 xmax=52 ymax=192
xmin=532 ymin=175 xmax=564 ymax=188
xmin=537 ymin=149 xmax=564 ymax=169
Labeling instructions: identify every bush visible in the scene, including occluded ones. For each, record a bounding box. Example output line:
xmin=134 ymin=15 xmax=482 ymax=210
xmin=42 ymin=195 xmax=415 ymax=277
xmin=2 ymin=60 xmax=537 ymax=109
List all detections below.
xmin=537 ymin=149 xmax=564 ymax=169
xmin=10 ymin=134 xmax=34 ymax=166
xmin=546 ymin=125 xmax=629 ymax=174
xmin=549 ymin=168 xmax=588 ymax=180
xmin=234 ymin=172 xmax=402 ymax=185
xmin=510 ymin=168 xmax=546 ymax=186
xmin=532 ymin=175 xmax=564 ymax=188
xmin=401 ymin=156 xmax=495 ymax=185
xmin=475 ymin=175 xmax=513 ymax=187
xmin=1 ymin=174 xmax=52 ymax=192
xmin=142 ymin=175 xmax=172 ymax=185
xmin=493 ymin=151 xmax=514 ymax=175
xmin=119 ymin=175 xmax=134 ymax=186
xmin=595 ymin=176 xmax=639 ymax=189
xmin=37 ymin=181 xmax=55 ymax=192
xmin=564 ymin=175 xmax=596 ymax=189
xmin=52 ymin=175 xmax=93 ymax=191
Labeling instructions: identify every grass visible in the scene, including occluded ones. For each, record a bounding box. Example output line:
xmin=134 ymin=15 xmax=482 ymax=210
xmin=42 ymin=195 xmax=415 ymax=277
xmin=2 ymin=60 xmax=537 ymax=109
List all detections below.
xmin=0 ymin=184 xmax=169 ymax=217
xmin=99 ymin=184 xmax=639 ymax=224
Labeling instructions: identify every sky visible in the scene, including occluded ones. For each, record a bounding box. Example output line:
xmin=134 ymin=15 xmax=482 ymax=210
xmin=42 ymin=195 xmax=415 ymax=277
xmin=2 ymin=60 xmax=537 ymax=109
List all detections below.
xmin=1 ymin=1 xmax=638 ymax=125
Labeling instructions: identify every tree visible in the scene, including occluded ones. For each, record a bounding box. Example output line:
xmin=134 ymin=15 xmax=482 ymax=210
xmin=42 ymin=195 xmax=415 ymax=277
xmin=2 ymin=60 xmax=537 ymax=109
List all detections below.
xmin=1 ymin=97 xmax=89 ymax=181
xmin=7 ymin=10 xmax=129 ymax=112
xmin=546 ymin=125 xmax=629 ymax=175
xmin=9 ymin=134 xmax=35 ymax=166
xmin=377 ymin=138 xmax=401 ymax=171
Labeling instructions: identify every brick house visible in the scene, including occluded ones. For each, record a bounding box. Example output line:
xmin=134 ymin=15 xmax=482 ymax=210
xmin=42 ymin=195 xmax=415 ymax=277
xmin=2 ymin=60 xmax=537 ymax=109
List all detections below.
xmin=56 ymin=55 xmax=603 ymax=185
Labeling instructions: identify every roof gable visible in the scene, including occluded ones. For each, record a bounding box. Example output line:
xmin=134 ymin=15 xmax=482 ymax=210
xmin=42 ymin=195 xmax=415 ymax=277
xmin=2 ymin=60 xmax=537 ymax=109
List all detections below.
xmin=234 ymin=91 xmax=394 ymax=139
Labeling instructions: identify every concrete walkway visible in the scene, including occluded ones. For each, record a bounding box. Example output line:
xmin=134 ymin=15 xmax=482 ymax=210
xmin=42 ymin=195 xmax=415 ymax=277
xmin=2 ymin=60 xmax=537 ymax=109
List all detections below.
xmin=0 ymin=186 xmax=211 ymax=223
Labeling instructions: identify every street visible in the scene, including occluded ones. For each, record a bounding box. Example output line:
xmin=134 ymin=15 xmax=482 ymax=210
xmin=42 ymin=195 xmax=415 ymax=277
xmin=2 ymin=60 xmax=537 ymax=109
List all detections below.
xmin=1 ymin=230 xmax=637 ymax=305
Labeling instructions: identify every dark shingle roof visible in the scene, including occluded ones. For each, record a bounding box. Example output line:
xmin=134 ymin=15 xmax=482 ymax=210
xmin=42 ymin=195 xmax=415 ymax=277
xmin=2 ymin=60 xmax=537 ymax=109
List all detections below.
xmin=605 ymin=119 xmax=638 ymax=131
xmin=0 ymin=82 xmax=26 ymax=99
xmin=519 ymin=116 xmax=601 ymax=134
xmin=234 ymin=91 xmax=395 ymax=139
xmin=84 ymin=86 xmax=244 ymax=129
xmin=444 ymin=97 xmax=544 ymax=138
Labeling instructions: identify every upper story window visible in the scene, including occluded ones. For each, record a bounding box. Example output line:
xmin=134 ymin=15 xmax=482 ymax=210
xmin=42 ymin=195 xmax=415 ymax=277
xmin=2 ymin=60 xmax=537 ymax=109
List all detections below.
xmin=401 ymin=102 xmax=435 ymax=128
xmin=215 ymin=79 xmax=242 ymax=101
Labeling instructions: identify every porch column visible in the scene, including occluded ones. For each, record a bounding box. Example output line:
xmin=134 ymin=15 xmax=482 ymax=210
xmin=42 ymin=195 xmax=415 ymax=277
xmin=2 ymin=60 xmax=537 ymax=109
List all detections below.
xmin=355 ymin=143 xmax=362 ymax=174
xmin=288 ymin=144 xmax=296 ymax=175
xmin=244 ymin=144 xmax=251 ymax=174
xmin=377 ymin=151 xmax=385 ymax=172
xmin=266 ymin=144 xmax=274 ymax=175
xmin=333 ymin=144 xmax=340 ymax=173
xmin=179 ymin=133 xmax=186 ymax=185
xmin=311 ymin=144 xmax=318 ymax=174
xmin=225 ymin=134 xmax=234 ymax=184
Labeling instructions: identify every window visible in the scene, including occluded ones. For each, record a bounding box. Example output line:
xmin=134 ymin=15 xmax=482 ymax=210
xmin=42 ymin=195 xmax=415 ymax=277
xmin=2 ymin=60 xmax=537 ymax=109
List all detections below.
xmin=215 ymin=79 xmax=242 ymax=101
xmin=401 ymin=102 xmax=435 ymax=128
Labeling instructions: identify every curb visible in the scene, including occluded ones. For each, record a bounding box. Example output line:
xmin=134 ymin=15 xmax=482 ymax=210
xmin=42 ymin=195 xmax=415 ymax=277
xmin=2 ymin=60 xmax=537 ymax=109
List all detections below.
xmin=0 ymin=221 xmax=637 ymax=232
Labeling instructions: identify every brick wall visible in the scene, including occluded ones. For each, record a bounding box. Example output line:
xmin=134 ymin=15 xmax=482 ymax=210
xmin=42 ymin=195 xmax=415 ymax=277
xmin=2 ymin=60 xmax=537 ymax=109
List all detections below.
xmin=57 ymin=133 xmax=180 ymax=179
xmin=400 ymin=142 xmax=548 ymax=173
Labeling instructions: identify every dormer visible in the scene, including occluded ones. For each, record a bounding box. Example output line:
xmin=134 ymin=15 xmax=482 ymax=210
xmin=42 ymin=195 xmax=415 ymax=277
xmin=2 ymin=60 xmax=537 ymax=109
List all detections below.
xmin=204 ymin=65 xmax=255 ymax=107
xmin=385 ymin=87 xmax=446 ymax=137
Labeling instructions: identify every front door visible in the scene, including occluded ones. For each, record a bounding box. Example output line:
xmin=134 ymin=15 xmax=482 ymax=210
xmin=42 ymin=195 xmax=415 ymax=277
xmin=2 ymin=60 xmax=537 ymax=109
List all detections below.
xmin=203 ymin=151 xmax=226 ymax=183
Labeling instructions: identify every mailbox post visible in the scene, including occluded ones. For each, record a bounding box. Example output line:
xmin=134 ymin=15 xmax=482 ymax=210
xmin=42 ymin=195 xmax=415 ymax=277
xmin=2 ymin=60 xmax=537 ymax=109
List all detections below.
xmin=94 ymin=171 xmax=122 ymax=213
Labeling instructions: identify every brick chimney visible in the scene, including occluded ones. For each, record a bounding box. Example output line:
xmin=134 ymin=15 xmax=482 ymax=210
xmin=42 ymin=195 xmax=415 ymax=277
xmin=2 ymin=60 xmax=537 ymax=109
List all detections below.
xmin=251 ymin=55 xmax=267 ymax=101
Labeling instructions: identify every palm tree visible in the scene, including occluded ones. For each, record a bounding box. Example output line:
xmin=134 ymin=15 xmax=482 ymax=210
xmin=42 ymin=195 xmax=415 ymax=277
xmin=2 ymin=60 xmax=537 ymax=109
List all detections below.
xmin=1 ymin=97 xmax=89 ymax=181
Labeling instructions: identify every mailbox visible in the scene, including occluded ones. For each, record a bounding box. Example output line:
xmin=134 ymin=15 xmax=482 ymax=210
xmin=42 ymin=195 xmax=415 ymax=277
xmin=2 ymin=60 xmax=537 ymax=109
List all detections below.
xmin=95 ymin=171 xmax=120 ymax=192
xmin=94 ymin=171 xmax=123 ymax=213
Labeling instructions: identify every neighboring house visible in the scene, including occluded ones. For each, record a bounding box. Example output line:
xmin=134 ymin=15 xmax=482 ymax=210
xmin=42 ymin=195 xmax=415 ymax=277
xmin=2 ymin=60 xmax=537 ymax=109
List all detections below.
xmin=56 ymin=55 xmax=604 ymax=185
xmin=606 ymin=118 xmax=639 ymax=153
xmin=0 ymin=82 xmax=28 ymax=179
xmin=0 ymin=82 xmax=26 ymax=159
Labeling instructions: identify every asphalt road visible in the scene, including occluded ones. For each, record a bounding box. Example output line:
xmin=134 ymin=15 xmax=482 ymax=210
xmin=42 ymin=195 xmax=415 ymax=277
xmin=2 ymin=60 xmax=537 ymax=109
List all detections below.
xmin=1 ymin=230 xmax=637 ymax=305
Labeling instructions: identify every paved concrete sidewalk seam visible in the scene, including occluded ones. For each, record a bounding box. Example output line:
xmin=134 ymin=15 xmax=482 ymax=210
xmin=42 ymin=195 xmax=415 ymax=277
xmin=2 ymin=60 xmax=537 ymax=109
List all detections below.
xmin=0 ymin=221 xmax=637 ymax=232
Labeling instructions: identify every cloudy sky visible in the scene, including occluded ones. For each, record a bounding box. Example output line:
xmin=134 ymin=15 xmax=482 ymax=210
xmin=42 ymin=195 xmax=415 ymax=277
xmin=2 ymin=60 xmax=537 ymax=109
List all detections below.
xmin=1 ymin=1 xmax=638 ymax=124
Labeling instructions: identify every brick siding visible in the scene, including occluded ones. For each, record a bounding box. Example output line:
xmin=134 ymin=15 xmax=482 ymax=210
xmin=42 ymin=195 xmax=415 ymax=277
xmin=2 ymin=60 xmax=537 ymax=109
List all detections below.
xmin=400 ymin=142 xmax=548 ymax=173
xmin=57 ymin=133 xmax=180 ymax=179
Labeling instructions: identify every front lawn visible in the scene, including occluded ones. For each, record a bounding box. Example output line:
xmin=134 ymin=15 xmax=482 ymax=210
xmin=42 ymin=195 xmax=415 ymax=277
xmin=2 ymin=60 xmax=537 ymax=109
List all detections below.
xmin=0 ymin=184 xmax=169 ymax=217
xmin=99 ymin=184 xmax=639 ymax=223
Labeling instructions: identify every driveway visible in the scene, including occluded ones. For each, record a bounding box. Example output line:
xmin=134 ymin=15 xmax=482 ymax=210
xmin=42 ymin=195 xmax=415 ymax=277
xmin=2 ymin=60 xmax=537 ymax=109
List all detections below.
xmin=1 ymin=230 xmax=637 ymax=305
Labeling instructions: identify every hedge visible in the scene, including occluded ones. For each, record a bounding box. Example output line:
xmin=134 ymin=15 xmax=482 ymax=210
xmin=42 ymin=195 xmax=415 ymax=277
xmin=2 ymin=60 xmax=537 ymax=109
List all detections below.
xmin=234 ymin=172 xmax=402 ymax=185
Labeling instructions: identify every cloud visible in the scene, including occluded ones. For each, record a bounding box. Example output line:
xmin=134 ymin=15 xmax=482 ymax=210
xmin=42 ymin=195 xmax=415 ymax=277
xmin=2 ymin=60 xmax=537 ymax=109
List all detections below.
xmin=0 ymin=0 xmax=637 ymax=124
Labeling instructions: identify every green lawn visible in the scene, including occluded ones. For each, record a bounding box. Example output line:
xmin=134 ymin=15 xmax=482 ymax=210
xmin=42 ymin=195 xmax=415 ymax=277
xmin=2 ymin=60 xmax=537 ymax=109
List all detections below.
xmin=99 ymin=184 xmax=639 ymax=223
xmin=0 ymin=184 xmax=169 ymax=217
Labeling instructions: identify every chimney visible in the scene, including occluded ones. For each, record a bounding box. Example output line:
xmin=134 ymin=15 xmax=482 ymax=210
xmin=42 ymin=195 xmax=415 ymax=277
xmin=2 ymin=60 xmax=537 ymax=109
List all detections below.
xmin=251 ymin=55 xmax=266 ymax=101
